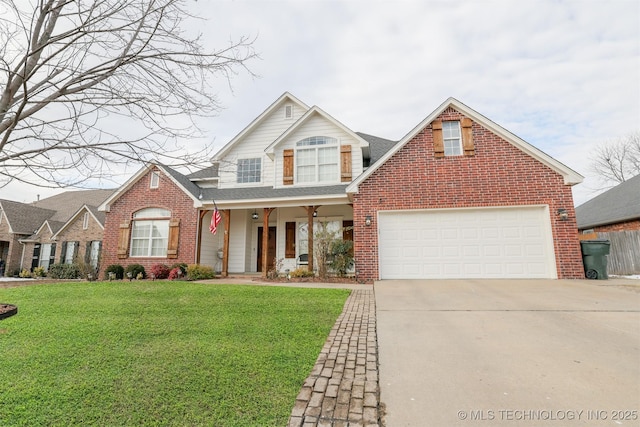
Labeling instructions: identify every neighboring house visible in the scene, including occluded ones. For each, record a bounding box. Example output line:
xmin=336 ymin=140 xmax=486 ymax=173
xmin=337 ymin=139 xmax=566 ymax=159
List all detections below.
xmin=99 ymin=93 xmax=586 ymax=281
xmin=0 ymin=189 xmax=113 ymax=276
xmin=575 ymin=174 xmax=640 ymax=274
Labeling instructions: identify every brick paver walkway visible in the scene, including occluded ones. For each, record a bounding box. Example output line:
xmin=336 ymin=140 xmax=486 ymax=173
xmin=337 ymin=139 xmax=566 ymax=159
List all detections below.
xmin=288 ymin=289 xmax=379 ymax=427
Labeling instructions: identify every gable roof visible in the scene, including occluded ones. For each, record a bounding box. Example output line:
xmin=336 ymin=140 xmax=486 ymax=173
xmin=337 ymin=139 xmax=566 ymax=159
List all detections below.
xmin=356 ymin=132 xmax=398 ymax=165
xmin=0 ymin=199 xmax=55 ymax=235
xmin=32 ymin=189 xmax=114 ymax=223
xmin=263 ymin=105 xmax=370 ymax=158
xmin=99 ymin=163 xmax=203 ymax=212
xmin=212 ymin=92 xmax=310 ymax=162
xmin=52 ymin=204 xmax=106 ymax=239
xmin=347 ymin=97 xmax=583 ymax=193
xmin=575 ymin=174 xmax=640 ymax=229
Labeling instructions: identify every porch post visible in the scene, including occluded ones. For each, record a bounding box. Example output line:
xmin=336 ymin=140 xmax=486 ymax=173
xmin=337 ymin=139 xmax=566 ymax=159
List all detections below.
xmin=305 ymin=206 xmax=319 ymax=273
xmin=222 ymin=210 xmax=230 ymax=277
xmin=262 ymin=208 xmax=275 ymax=278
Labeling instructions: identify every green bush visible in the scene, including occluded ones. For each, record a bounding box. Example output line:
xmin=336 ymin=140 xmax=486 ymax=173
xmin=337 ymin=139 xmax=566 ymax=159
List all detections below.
xmin=289 ymin=267 xmax=314 ymax=278
xmin=330 ymin=240 xmax=355 ymax=277
xmin=186 ymin=264 xmax=215 ymax=281
xmin=47 ymin=263 xmax=81 ymax=279
xmin=125 ymin=264 xmax=146 ymax=280
xmin=32 ymin=266 xmax=46 ymax=278
xmin=170 ymin=263 xmax=188 ymax=276
xmin=19 ymin=268 xmax=31 ymax=278
xmin=104 ymin=264 xmax=124 ymax=280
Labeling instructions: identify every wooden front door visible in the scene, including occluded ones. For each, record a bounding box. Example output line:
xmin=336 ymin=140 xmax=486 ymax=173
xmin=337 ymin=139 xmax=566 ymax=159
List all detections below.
xmin=257 ymin=226 xmax=277 ymax=272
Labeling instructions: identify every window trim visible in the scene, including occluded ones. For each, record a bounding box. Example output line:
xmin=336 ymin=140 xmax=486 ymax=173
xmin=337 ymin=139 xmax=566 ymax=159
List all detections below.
xmin=442 ymin=121 xmax=463 ymax=156
xmin=130 ymin=208 xmax=171 ymax=258
xmin=294 ymin=137 xmax=340 ymax=184
xmin=82 ymin=212 xmax=89 ymax=230
xmin=236 ymin=157 xmax=262 ymax=184
xmin=150 ymin=171 xmax=160 ymax=189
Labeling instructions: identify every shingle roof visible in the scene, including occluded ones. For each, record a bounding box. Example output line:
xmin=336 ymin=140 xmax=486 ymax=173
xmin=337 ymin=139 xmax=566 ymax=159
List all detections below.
xmin=33 ymin=189 xmax=115 ymax=222
xmin=159 ymin=163 xmax=203 ymax=199
xmin=187 ymin=164 xmax=219 ymax=180
xmin=575 ymin=174 xmax=640 ymax=229
xmin=357 ymin=132 xmax=398 ymax=165
xmin=0 ymin=199 xmax=55 ymax=235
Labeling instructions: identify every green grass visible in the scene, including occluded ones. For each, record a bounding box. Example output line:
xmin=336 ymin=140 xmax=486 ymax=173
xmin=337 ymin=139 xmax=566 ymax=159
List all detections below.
xmin=0 ymin=281 xmax=349 ymax=426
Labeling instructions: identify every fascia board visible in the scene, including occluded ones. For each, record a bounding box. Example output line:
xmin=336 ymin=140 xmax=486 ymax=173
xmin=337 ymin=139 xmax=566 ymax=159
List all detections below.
xmin=204 ymin=194 xmax=349 ymax=210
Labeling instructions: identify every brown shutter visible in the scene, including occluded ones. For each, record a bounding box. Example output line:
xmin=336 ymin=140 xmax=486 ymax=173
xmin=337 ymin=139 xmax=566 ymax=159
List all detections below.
xmin=340 ymin=145 xmax=352 ymax=182
xmin=461 ymin=117 xmax=475 ymax=156
xmin=432 ymin=120 xmax=444 ymax=158
xmin=285 ymin=222 xmax=296 ymax=258
xmin=117 ymin=221 xmax=131 ymax=259
xmin=283 ymin=149 xmax=294 ymax=185
xmin=167 ymin=218 xmax=180 ymax=259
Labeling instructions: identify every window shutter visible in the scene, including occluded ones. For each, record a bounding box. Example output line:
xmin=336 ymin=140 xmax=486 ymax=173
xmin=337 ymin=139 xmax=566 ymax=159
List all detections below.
xmin=59 ymin=241 xmax=67 ymax=263
xmin=285 ymin=222 xmax=296 ymax=258
xmin=340 ymin=145 xmax=352 ymax=182
xmin=167 ymin=218 xmax=180 ymax=259
xmin=49 ymin=243 xmax=57 ymax=266
xmin=73 ymin=241 xmax=79 ymax=262
xmin=117 ymin=221 xmax=131 ymax=259
xmin=461 ymin=118 xmax=475 ymax=156
xmin=85 ymin=242 xmax=92 ymax=264
xmin=432 ymin=120 xmax=444 ymax=158
xmin=31 ymin=244 xmax=41 ymax=270
xmin=343 ymin=220 xmax=354 ymax=256
xmin=283 ymin=149 xmax=294 ymax=185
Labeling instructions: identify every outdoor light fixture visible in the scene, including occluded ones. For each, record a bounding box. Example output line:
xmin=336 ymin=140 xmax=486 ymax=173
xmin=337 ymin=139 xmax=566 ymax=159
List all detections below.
xmin=557 ymin=208 xmax=569 ymax=221
xmin=365 ymin=215 xmax=372 ymax=226
xmin=252 ymin=210 xmax=259 ymax=220
xmin=313 ymin=210 xmax=318 ymax=217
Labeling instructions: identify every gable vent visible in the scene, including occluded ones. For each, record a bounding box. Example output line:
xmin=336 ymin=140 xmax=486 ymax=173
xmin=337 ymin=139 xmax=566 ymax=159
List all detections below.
xmin=285 ymin=104 xmax=293 ymax=119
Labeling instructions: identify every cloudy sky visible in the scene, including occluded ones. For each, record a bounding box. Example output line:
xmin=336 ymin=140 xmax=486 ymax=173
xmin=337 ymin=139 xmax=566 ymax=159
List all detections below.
xmin=2 ymin=0 xmax=639 ymax=206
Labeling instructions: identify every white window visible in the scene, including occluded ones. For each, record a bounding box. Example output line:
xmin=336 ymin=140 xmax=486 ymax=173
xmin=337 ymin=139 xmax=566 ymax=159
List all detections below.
xmin=442 ymin=121 xmax=462 ymax=156
xmin=64 ymin=241 xmax=77 ymax=264
xmin=89 ymin=241 xmax=101 ymax=268
xmin=82 ymin=212 xmax=89 ymax=230
xmin=237 ymin=158 xmax=262 ymax=183
xmin=39 ymin=243 xmax=52 ymax=270
xmin=285 ymin=104 xmax=293 ymax=119
xmin=130 ymin=208 xmax=170 ymax=257
xmin=296 ymin=219 xmax=341 ymax=257
xmin=150 ymin=171 xmax=160 ymax=189
xmin=295 ymin=137 xmax=339 ymax=184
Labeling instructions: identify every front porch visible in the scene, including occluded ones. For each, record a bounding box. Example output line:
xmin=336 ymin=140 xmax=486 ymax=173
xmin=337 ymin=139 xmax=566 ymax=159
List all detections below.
xmin=196 ymin=204 xmax=354 ymax=277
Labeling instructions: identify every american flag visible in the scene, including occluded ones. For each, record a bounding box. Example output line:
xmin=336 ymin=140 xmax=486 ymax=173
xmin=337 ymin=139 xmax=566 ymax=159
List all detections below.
xmin=209 ymin=208 xmax=222 ymax=234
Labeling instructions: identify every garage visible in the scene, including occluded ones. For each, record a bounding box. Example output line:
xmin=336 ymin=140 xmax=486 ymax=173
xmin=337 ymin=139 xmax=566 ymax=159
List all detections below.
xmin=377 ymin=206 xmax=557 ymax=279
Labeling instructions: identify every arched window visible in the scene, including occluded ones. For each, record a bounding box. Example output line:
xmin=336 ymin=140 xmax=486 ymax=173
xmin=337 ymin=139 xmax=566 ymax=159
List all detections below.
xmin=295 ymin=136 xmax=339 ymax=183
xmin=130 ymin=208 xmax=171 ymax=257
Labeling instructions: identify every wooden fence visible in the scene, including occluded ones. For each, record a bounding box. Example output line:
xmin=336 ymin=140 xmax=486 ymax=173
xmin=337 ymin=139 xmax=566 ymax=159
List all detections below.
xmin=595 ymin=231 xmax=640 ymax=275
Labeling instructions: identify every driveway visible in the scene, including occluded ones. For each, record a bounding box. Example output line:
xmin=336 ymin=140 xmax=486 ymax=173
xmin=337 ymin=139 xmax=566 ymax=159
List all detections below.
xmin=375 ymin=279 xmax=640 ymax=426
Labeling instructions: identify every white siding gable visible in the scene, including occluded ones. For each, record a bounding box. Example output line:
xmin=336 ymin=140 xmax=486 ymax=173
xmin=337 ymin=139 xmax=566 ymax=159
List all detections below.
xmin=217 ymin=103 xmax=306 ymax=189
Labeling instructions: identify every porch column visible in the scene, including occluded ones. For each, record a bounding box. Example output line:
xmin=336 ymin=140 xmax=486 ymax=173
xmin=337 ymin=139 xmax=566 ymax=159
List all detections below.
xmin=262 ymin=208 xmax=275 ymax=278
xmin=222 ymin=210 xmax=230 ymax=277
xmin=304 ymin=206 xmax=319 ymax=273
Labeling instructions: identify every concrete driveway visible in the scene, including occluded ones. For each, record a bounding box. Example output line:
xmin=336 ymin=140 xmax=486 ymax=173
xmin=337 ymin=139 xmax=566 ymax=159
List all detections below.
xmin=375 ymin=279 xmax=640 ymax=426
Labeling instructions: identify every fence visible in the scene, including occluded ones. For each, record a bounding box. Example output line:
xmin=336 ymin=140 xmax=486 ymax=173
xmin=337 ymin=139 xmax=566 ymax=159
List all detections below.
xmin=596 ymin=231 xmax=640 ymax=275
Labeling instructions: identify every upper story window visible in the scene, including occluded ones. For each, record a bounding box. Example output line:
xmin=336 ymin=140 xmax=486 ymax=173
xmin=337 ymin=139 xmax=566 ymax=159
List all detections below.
xmin=130 ymin=208 xmax=171 ymax=257
xmin=295 ymin=136 xmax=339 ymax=183
xmin=150 ymin=171 xmax=160 ymax=188
xmin=442 ymin=121 xmax=462 ymax=156
xmin=237 ymin=158 xmax=262 ymax=183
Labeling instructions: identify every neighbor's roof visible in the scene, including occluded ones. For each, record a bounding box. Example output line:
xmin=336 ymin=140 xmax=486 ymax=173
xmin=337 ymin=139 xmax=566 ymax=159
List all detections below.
xmin=575 ymin=174 xmax=640 ymax=229
xmin=33 ymin=189 xmax=114 ymax=223
xmin=0 ymin=199 xmax=55 ymax=235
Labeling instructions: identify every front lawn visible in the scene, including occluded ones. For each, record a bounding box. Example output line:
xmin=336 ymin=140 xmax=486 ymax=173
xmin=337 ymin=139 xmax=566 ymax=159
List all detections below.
xmin=0 ymin=281 xmax=349 ymax=426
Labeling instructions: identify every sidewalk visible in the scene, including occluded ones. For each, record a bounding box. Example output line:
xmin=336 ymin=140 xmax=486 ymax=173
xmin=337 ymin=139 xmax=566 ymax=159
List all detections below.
xmin=288 ymin=289 xmax=380 ymax=427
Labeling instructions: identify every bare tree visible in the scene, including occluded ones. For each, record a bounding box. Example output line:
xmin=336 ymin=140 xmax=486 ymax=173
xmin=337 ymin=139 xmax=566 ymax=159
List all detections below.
xmin=0 ymin=0 xmax=256 ymax=189
xmin=590 ymin=131 xmax=640 ymax=186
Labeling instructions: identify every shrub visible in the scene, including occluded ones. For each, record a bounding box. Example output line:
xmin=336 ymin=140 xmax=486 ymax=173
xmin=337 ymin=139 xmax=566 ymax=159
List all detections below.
xmin=170 ymin=263 xmax=188 ymax=276
xmin=104 ymin=264 xmax=124 ymax=280
xmin=186 ymin=264 xmax=215 ymax=281
xmin=19 ymin=268 xmax=31 ymax=278
xmin=48 ymin=263 xmax=81 ymax=279
xmin=125 ymin=264 xmax=146 ymax=280
xmin=149 ymin=264 xmax=170 ymax=280
xmin=32 ymin=266 xmax=46 ymax=278
xmin=289 ymin=267 xmax=314 ymax=278
xmin=330 ymin=240 xmax=355 ymax=277
xmin=168 ymin=267 xmax=183 ymax=280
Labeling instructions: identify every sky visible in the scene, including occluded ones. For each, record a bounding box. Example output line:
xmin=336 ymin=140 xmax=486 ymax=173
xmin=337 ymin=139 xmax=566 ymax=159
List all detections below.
xmin=1 ymin=0 xmax=639 ymax=206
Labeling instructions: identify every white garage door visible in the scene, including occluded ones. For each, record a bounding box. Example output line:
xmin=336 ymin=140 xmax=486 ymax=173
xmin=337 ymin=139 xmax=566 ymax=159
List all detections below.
xmin=378 ymin=206 xmax=557 ymax=279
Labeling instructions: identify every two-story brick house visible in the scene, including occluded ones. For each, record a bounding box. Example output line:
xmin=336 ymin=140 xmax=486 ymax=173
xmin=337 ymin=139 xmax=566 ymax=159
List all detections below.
xmin=99 ymin=93 xmax=585 ymax=281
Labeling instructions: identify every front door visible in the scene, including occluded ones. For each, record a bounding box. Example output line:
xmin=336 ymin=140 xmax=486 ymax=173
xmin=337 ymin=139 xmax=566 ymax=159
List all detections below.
xmin=257 ymin=226 xmax=277 ymax=272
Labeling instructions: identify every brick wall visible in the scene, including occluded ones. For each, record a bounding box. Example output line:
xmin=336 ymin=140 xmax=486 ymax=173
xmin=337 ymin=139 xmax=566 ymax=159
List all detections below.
xmin=590 ymin=219 xmax=640 ymax=233
xmin=102 ymin=167 xmax=200 ymax=276
xmin=0 ymin=219 xmax=25 ymax=275
xmin=54 ymin=210 xmax=105 ymax=264
xmin=352 ymin=107 xmax=585 ymax=282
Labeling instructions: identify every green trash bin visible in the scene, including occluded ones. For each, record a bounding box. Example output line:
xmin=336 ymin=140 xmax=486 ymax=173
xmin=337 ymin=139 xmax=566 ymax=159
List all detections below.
xmin=580 ymin=240 xmax=610 ymax=280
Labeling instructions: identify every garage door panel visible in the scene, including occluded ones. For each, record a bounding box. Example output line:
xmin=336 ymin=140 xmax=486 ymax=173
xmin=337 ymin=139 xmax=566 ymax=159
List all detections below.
xmin=378 ymin=207 xmax=556 ymax=279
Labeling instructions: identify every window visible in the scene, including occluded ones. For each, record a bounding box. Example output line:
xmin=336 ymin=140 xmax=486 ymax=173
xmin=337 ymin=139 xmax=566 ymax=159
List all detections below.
xmin=89 ymin=241 xmax=101 ymax=268
xmin=82 ymin=212 xmax=89 ymax=230
xmin=63 ymin=241 xmax=77 ymax=264
xmin=130 ymin=208 xmax=171 ymax=257
xmin=295 ymin=137 xmax=339 ymax=183
xmin=296 ymin=219 xmax=341 ymax=257
xmin=39 ymin=243 xmax=54 ymax=270
xmin=150 ymin=171 xmax=160 ymax=189
xmin=237 ymin=158 xmax=262 ymax=183
xmin=442 ymin=121 xmax=462 ymax=156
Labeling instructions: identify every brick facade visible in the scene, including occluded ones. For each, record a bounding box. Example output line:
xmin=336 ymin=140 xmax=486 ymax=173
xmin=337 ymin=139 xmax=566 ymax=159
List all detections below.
xmin=588 ymin=219 xmax=640 ymax=233
xmin=101 ymin=167 xmax=200 ymax=276
xmin=0 ymin=219 xmax=24 ymax=275
xmin=352 ymin=107 xmax=585 ymax=282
